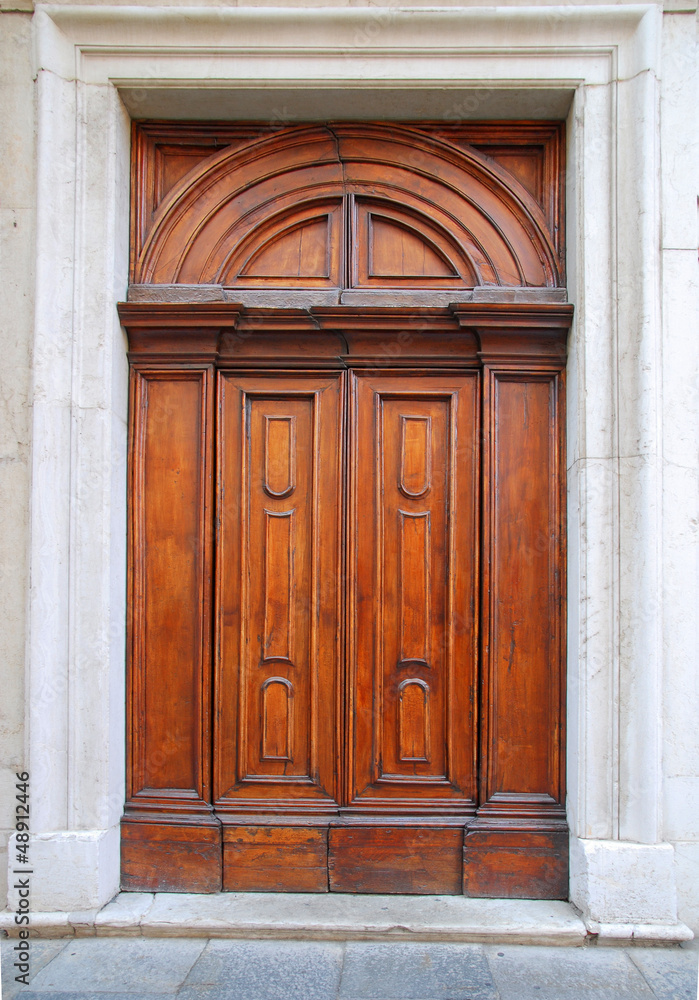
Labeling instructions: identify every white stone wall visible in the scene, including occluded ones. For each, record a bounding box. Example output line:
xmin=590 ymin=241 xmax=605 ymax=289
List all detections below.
xmin=0 ymin=0 xmax=696 ymax=936
xmin=0 ymin=8 xmax=35 ymax=911
xmin=659 ymin=5 xmax=699 ymax=935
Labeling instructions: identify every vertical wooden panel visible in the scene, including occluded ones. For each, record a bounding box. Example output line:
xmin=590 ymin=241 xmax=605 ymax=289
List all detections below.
xmin=123 ymin=365 xmax=220 ymax=892
xmin=128 ymin=368 xmax=214 ymax=801
xmin=215 ymin=373 xmax=342 ymax=810
xmin=348 ymin=373 xmax=479 ymax=819
xmin=481 ymin=370 xmax=564 ymax=805
xmin=465 ymin=360 xmax=566 ymax=900
xmin=400 ymin=415 xmax=431 ymax=497
xmin=261 ymin=678 xmax=293 ymax=761
xmin=399 ymin=511 xmax=431 ymax=664
xmin=262 ymin=510 xmax=295 ymax=664
xmin=399 ymin=680 xmax=430 ymax=762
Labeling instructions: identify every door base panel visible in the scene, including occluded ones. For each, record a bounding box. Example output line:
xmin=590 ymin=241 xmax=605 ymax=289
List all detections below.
xmin=223 ymin=826 xmax=329 ymax=892
xmin=462 ymin=829 xmax=569 ymax=900
xmin=121 ymin=820 xmax=569 ymax=896
xmin=328 ymin=826 xmax=464 ymax=894
xmin=121 ymin=819 xmax=222 ymax=893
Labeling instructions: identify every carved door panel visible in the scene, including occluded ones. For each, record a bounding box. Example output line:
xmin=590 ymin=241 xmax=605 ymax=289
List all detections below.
xmin=214 ymin=373 xmax=342 ymax=889
xmin=328 ymin=373 xmax=479 ymax=892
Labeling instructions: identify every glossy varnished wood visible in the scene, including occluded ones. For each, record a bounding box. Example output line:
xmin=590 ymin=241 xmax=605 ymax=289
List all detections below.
xmin=132 ymin=123 xmax=562 ymax=290
xmin=122 ymin=363 xmax=220 ymax=891
xmin=121 ymin=118 xmax=572 ymax=897
xmin=328 ymin=826 xmax=464 ymax=894
xmin=223 ymin=826 xmax=329 ymax=892
xmin=348 ymin=372 xmax=479 ymax=815
xmin=131 ymin=121 xmax=565 ymax=283
xmin=214 ymin=372 xmax=342 ymax=813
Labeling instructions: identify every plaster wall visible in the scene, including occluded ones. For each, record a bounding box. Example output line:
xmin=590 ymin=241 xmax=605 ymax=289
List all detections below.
xmin=1 ymin=0 xmax=697 ymax=937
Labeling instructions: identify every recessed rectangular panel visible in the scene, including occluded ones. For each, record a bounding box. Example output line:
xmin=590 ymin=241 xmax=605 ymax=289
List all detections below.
xmin=482 ymin=371 xmax=564 ymax=805
xmin=349 ymin=373 xmax=479 ymax=811
xmin=129 ymin=369 xmax=213 ymax=801
xmin=400 ymin=415 xmax=431 ymax=498
xmin=399 ymin=680 xmax=430 ymax=762
xmin=261 ymin=677 xmax=293 ymax=761
xmin=264 ymin=415 xmax=296 ymax=498
xmin=399 ymin=511 xmax=431 ymax=665
xmin=215 ymin=374 xmax=342 ymax=808
xmin=246 ymin=399 xmax=309 ymax=779
xmin=262 ymin=510 xmax=295 ymax=664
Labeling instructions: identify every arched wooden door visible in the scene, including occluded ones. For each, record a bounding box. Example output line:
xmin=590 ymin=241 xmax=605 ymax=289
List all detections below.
xmin=119 ymin=122 xmax=571 ymax=896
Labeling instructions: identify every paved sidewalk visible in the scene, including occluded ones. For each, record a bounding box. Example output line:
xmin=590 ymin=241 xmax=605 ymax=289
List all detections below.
xmin=2 ymin=937 xmax=697 ymax=1000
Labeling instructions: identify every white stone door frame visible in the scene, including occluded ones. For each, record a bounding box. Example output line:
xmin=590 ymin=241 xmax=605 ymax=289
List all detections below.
xmin=15 ymin=1 xmax=693 ymax=937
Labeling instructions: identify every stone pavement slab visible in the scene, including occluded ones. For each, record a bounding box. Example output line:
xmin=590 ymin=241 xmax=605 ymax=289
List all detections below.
xmin=338 ymin=941 xmax=497 ymax=999
xmin=1 ymin=937 xmax=697 ymax=1000
xmin=12 ymin=994 xmax=177 ymax=1000
xmin=2 ymin=940 xmax=68 ymax=1000
xmin=19 ymin=937 xmax=206 ymax=994
xmin=627 ymin=947 xmax=699 ymax=1000
xmin=485 ymin=944 xmax=657 ymax=1000
xmin=177 ymin=939 xmax=343 ymax=1000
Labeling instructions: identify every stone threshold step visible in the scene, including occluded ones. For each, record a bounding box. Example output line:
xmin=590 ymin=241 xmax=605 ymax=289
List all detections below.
xmin=0 ymin=894 xmax=691 ymax=945
xmin=2 ymin=893 xmax=583 ymax=944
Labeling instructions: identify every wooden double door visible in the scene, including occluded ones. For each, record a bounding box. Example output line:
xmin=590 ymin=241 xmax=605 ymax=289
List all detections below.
xmin=217 ymin=368 xmax=477 ymax=892
xmin=120 ymin=302 xmax=571 ymax=897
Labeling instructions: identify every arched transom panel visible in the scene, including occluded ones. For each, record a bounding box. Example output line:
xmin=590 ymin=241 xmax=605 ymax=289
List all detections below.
xmin=135 ymin=124 xmax=562 ymax=289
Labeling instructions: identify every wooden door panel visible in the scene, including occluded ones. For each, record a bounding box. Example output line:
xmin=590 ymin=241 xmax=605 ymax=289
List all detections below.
xmin=122 ymin=366 xmax=220 ymax=892
xmin=328 ymin=826 xmax=463 ymax=894
xmin=224 ymin=199 xmax=344 ymax=287
xmin=348 ymin=372 xmax=479 ymax=811
xmin=481 ymin=371 xmax=565 ymax=807
xmin=129 ymin=370 xmax=214 ymax=799
xmin=215 ymin=373 xmax=342 ymax=809
xmin=351 ymin=198 xmax=476 ymax=288
xmin=223 ymin=826 xmax=328 ymax=892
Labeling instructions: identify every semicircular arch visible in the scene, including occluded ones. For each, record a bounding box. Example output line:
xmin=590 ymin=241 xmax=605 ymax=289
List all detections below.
xmin=135 ymin=124 xmax=562 ymax=289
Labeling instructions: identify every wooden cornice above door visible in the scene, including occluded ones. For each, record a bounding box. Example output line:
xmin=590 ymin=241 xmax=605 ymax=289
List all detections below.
xmin=131 ymin=122 xmax=565 ymax=291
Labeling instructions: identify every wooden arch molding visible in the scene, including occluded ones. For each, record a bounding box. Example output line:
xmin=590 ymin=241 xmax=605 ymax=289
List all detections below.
xmin=134 ymin=123 xmax=562 ymax=289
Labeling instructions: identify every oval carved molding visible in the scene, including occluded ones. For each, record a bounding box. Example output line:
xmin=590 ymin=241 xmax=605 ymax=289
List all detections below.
xmin=134 ymin=124 xmax=562 ymax=289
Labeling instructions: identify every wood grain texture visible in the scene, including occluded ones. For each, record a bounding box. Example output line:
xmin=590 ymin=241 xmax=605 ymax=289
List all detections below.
xmin=132 ymin=121 xmax=565 ymax=284
xmin=348 ymin=373 xmax=479 ymax=814
xmin=122 ymin=123 xmax=572 ymax=895
xmin=121 ymin=819 xmax=221 ymax=893
xmin=428 ymin=122 xmax=565 ymax=262
xmin=132 ymin=123 xmax=561 ymax=289
xmin=463 ymin=829 xmax=569 ymax=899
xmin=214 ymin=373 xmax=342 ymax=812
xmin=223 ymin=826 xmax=329 ymax=892
xmin=328 ymin=827 xmax=463 ymax=894
xmin=479 ymin=366 xmax=566 ymax=817
xmin=125 ymin=366 xmax=215 ymax=818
